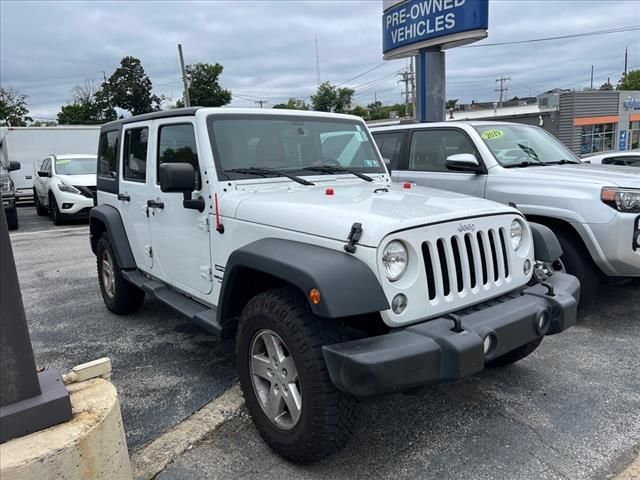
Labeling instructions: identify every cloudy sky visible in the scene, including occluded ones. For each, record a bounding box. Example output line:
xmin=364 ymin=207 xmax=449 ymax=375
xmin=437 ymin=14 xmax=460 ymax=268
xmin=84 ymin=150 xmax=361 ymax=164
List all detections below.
xmin=1 ymin=0 xmax=638 ymax=120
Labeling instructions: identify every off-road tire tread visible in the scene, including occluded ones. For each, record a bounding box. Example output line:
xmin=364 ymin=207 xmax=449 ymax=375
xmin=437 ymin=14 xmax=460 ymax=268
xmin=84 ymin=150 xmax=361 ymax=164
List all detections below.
xmin=96 ymin=232 xmax=145 ymax=315
xmin=487 ymin=337 xmax=543 ymax=367
xmin=237 ymin=287 xmax=357 ymax=464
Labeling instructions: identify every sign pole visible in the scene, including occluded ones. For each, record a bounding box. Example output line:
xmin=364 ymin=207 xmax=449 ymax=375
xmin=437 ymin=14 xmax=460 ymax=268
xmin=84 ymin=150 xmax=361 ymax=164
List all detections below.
xmin=415 ymin=47 xmax=445 ymax=122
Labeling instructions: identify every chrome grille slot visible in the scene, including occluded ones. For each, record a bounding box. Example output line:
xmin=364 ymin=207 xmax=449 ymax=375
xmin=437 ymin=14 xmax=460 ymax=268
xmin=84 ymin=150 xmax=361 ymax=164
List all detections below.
xmin=421 ymin=226 xmax=511 ymax=303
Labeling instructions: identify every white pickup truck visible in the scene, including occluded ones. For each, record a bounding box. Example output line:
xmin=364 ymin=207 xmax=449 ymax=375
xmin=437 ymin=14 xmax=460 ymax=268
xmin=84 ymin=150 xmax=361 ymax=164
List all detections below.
xmin=371 ymin=121 xmax=640 ymax=301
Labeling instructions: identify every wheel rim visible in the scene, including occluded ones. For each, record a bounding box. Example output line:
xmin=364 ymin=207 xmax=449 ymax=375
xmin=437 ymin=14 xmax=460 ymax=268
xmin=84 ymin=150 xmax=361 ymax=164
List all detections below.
xmin=250 ymin=329 xmax=302 ymax=430
xmin=101 ymin=250 xmax=115 ymax=298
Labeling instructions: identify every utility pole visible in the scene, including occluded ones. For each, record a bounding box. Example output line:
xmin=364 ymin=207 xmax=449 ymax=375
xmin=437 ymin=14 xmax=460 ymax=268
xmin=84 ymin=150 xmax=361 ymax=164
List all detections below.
xmin=590 ymin=65 xmax=594 ymax=90
xmin=255 ymin=100 xmax=268 ymax=108
xmin=178 ymin=44 xmax=190 ymax=107
xmin=398 ymin=66 xmax=415 ymax=117
xmin=495 ymin=76 xmax=511 ymax=108
xmin=624 ymin=46 xmax=628 ymax=76
xmin=410 ymin=57 xmax=416 ymax=119
xmin=315 ymin=35 xmax=321 ymax=88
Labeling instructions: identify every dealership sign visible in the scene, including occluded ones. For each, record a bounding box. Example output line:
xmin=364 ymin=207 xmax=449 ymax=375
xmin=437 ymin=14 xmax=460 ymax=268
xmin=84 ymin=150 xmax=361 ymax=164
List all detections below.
xmin=383 ymin=0 xmax=489 ymax=59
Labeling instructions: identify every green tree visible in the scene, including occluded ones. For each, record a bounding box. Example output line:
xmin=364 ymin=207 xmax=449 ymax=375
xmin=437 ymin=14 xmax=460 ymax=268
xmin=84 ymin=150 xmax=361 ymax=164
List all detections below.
xmin=104 ymin=56 xmax=160 ymax=115
xmin=599 ymin=81 xmax=614 ymax=91
xmin=446 ymin=98 xmax=458 ymax=109
xmin=349 ymin=105 xmax=368 ymax=118
xmin=311 ymin=82 xmax=354 ymax=113
xmin=176 ymin=62 xmax=231 ymax=107
xmin=273 ymin=98 xmax=309 ymax=110
xmin=57 ymin=80 xmax=116 ymax=125
xmin=0 ymin=87 xmax=32 ymax=126
xmin=618 ymin=69 xmax=640 ymax=90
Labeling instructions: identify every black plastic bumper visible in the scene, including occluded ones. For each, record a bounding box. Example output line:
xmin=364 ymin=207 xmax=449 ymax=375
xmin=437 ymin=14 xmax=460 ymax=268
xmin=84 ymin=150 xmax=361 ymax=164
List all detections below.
xmin=2 ymin=195 xmax=16 ymax=210
xmin=323 ymin=272 xmax=580 ymax=396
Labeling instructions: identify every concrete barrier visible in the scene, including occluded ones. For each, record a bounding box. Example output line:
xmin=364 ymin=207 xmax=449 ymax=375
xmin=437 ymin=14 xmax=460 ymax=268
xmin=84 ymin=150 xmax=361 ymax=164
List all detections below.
xmin=0 ymin=378 xmax=132 ymax=480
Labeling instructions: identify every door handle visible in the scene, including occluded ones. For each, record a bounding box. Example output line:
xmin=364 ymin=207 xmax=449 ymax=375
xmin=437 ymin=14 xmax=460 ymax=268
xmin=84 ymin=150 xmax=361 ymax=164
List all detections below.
xmin=117 ymin=193 xmax=131 ymax=202
xmin=147 ymin=200 xmax=165 ymax=209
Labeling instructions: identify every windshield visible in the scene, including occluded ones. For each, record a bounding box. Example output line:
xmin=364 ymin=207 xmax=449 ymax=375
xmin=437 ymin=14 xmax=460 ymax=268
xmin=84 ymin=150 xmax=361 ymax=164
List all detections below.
xmin=55 ymin=157 xmax=96 ymax=175
xmin=474 ymin=124 xmax=579 ymax=167
xmin=208 ymin=115 xmax=385 ymax=180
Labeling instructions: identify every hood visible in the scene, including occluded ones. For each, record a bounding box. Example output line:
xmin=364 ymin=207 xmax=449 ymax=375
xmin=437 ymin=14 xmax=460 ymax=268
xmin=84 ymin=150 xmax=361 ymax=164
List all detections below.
xmin=57 ymin=174 xmax=96 ymax=187
xmin=224 ymin=180 xmax=514 ymax=247
xmin=503 ymin=163 xmax=640 ymax=188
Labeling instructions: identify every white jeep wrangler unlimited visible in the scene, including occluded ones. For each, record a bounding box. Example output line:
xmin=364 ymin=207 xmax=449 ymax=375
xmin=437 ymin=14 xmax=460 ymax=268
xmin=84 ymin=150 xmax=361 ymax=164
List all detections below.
xmin=90 ymin=108 xmax=579 ymax=463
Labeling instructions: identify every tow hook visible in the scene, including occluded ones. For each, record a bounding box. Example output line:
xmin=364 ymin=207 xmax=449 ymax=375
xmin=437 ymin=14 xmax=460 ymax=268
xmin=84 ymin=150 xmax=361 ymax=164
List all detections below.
xmin=540 ymin=282 xmax=556 ymax=297
xmin=344 ymin=222 xmax=363 ymax=254
xmin=446 ymin=313 xmax=464 ymax=333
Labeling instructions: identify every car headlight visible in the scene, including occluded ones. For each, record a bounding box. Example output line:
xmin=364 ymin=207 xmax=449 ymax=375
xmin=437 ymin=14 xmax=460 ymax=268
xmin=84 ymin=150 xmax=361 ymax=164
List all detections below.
xmin=601 ymin=187 xmax=640 ymax=213
xmin=0 ymin=176 xmax=11 ymax=194
xmin=58 ymin=182 xmax=81 ymax=194
xmin=510 ymin=219 xmax=524 ymax=250
xmin=382 ymin=240 xmax=408 ymax=281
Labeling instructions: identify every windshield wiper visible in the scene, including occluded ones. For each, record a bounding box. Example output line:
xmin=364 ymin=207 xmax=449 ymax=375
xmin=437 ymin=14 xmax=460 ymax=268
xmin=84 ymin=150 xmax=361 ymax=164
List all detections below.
xmin=302 ymin=165 xmax=373 ymax=182
xmin=504 ymin=161 xmax=547 ymax=169
xmin=224 ymin=167 xmax=314 ymax=186
xmin=546 ymin=159 xmax=581 ymax=165
xmin=516 ymin=143 xmax=544 ymax=163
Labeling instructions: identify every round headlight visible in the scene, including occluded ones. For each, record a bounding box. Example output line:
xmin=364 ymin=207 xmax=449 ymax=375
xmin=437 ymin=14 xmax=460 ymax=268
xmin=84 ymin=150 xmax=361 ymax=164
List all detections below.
xmin=382 ymin=240 xmax=408 ymax=281
xmin=510 ymin=219 xmax=524 ymax=250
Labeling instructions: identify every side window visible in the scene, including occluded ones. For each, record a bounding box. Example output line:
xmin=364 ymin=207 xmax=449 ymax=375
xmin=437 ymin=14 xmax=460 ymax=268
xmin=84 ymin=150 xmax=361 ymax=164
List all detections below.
xmin=123 ymin=127 xmax=149 ymax=182
xmin=373 ymin=132 xmax=404 ymax=170
xmin=98 ymin=130 xmax=119 ymax=178
xmin=157 ymin=124 xmax=199 ymax=187
xmin=41 ymin=158 xmax=50 ymax=172
xmin=409 ymin=129 xmax=476 ymax=172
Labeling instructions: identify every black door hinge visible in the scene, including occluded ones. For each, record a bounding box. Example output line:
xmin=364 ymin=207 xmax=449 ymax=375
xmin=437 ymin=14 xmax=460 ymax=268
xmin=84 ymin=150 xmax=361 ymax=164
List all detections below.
xmin=344 ymin=222 xmax=363 ymax=254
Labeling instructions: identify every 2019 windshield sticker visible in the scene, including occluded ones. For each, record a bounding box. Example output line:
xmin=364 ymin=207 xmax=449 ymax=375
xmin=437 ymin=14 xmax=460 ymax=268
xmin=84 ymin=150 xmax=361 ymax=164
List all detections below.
xmin=481 ymin=129 xmax=504 ymax=140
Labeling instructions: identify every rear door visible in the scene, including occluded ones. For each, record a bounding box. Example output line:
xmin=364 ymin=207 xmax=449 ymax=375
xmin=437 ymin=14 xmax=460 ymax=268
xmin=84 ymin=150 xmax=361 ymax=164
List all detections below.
xmin=147 ymin=119 xmax=212 ymax=295
xmin=119 ymin=122 xmax=153 ymax=269
xmin=394 ymin=128 xmax=487 ymax=198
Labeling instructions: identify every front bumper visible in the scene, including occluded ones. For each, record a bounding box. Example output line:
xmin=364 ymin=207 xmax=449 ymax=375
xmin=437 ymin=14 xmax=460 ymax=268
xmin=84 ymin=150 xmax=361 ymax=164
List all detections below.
xmin=55 ymin=190 xmax=94 ymax=215
xmin=587 ymin=215 xmax=640 ymax=277
xmin=323 ymin=272 xmax=579 ymax=396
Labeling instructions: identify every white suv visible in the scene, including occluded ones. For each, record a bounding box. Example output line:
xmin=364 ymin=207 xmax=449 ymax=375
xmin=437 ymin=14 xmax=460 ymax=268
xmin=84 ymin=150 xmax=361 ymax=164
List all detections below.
xmin=33 ymin=154 xmax=97 ymax=224
xmin=90 ymin=108 xmax=579 ymax=463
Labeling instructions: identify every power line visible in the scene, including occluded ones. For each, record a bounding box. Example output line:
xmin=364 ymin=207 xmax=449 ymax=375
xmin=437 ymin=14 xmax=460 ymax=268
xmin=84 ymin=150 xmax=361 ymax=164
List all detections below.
xmin=465 ymin=25 xmax=640 ymax=48
xmin=336 ymin=62 xmax=386 ymax=87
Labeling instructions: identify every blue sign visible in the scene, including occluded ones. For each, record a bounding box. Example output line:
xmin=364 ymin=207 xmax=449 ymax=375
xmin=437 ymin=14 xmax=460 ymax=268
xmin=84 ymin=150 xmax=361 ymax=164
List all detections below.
xmin=383 ymin=0 xmax=489 ymax=58
xmin=620 ymin=130 xmax=627 ymax=150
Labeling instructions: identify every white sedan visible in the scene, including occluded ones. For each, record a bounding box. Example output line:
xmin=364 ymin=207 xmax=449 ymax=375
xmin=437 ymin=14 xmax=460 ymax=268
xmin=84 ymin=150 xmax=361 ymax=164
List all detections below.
xmin=33 ymin=154 xmax=97 ymax=225
xmin=582 ymin=150 xmax=640 ymax=167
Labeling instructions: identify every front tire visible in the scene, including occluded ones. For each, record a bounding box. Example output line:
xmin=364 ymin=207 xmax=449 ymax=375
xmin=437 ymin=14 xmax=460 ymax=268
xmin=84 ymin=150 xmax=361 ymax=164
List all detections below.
xmin=487 ymin=337 xmax=543 ymax=367
xmin=49 ymin=194 xmax=64 ymax=226
xmin=6 ymin=207 xmax=18 ymax=230
xmin=237 ymin=287 xmax=357 ymax=464
xmin=96 ymin=232 xmax=145 ymax=314
xmin=555 ymin=229 xmax=599 ymax=303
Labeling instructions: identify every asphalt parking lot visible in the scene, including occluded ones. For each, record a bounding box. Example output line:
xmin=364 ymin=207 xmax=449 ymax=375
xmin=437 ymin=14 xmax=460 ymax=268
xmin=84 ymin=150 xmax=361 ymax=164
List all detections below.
xmin=9 ymin=205 xmax=640 ymax=479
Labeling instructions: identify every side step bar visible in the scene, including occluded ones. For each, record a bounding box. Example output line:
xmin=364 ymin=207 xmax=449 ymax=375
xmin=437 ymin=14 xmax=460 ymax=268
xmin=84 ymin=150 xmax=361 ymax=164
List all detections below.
xmin=122 ymin=270 xmax=222 ymax=336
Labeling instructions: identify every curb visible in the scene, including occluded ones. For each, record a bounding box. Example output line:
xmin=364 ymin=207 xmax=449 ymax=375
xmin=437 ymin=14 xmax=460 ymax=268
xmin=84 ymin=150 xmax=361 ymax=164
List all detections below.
xmin=130 ymin=384 xmax=244 ymax=480
xmin=615 ymin=453 xmax=640 ymax=480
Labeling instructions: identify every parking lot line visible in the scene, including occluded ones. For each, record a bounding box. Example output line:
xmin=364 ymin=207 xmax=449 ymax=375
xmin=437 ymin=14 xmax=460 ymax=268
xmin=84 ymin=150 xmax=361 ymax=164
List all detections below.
xmin=10 ymin=226 xmax=89 ymax=237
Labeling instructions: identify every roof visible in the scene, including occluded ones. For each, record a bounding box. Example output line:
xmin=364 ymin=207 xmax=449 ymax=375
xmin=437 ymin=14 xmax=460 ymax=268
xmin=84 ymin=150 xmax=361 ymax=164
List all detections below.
xmin=369 ymin=120 xmax=528 ymax=132
xmin=50 ymin=153 xmax=97 ymax=159
xmin=101 ymin=107 xmax=364 ymax=129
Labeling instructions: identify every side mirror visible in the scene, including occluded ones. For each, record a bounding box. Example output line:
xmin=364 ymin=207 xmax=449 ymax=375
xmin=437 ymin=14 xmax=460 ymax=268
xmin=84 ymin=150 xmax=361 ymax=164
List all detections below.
xmin=445 ymin=153 xmax=483 ymax=173
xmin=37 ymin=170 xmax=51 ymax=178
xmin=159 ymin=162 xmax=204 ymax=212
xmin=8 ymin=161 xmax=20 ymax=172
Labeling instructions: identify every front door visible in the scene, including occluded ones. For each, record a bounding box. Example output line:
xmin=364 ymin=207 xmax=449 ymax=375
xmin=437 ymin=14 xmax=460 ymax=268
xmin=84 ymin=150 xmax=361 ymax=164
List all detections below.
xmin=35 ymin=157 xmax=52 ymax=206
xmin=395 ymin=128 xmax=488 ymax=198
xmin=120 ymin=123 xmax=153 ymax=269
xmin=147 ymin=120 xmax=212 ymax=295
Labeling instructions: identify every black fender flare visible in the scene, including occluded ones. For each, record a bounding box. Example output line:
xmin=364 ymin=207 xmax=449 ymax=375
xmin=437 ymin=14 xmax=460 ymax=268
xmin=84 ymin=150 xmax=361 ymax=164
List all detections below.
xmin=217 ymin=238 xmax=390 ymax=324
xmin=529 ymin=222 xmax=563 ymax=263
xmin=89 ymin=205 xmax=136 ymax=269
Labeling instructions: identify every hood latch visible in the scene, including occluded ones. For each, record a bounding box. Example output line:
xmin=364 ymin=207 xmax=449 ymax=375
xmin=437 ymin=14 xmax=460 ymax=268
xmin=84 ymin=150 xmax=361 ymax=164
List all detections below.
xmin=344 ymin=223 xmax=363 ymax=254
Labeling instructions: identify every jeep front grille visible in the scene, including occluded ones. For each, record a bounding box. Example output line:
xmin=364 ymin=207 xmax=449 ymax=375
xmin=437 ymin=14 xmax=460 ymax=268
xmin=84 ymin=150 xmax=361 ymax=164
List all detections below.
xmin=421 ymin=228 xmax=510 ymax=301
